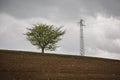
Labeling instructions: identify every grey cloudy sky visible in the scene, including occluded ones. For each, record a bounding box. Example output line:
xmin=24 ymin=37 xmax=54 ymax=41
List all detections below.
xmin=0 ymin=0 xmax=120 ymax=60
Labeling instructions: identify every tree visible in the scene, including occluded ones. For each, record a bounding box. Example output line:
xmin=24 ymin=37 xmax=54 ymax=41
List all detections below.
xmin=25 ymin=24 xmax=65 ymax=53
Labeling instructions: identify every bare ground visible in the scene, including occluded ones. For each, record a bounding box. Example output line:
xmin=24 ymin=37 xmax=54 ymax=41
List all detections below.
xmin=0 ymin=50 xmax=120 ymax=80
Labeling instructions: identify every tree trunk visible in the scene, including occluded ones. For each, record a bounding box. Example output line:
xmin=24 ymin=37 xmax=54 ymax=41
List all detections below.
xmin=42 ymin=48 xmax=44 ymax=53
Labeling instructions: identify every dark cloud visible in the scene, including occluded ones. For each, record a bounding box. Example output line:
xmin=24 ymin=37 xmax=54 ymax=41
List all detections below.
xmin=0 ymin=0 xmax=120 ymax=22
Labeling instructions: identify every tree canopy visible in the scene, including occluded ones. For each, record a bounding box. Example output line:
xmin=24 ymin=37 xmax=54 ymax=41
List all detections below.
xmin=25 ymin=24 xmax=65 ymax=53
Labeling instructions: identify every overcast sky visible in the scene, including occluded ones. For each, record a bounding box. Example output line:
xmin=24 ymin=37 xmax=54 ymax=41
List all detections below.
xmin=0 ymin=0 xmax=120 ymax=60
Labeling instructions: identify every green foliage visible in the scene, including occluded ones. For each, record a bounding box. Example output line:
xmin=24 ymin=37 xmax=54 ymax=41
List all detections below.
xmin=25 ymin=24 xmax=65 ymax=53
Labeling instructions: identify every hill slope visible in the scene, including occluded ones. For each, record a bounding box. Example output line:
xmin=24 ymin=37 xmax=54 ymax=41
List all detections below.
xmin=0 ymin=50 xmax=120 ymax=80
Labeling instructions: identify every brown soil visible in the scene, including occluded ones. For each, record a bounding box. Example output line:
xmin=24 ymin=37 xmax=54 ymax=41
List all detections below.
xmin=0 ymin=50 xmax=120 ymax=80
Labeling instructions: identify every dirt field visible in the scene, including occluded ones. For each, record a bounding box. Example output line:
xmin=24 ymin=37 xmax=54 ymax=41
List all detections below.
xmin=0 ymin=50 xmax=120 ymax=80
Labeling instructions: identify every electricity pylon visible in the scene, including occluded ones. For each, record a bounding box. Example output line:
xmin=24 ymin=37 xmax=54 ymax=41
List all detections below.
xmin=79 ymin=19 xmax=85 ymax=56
